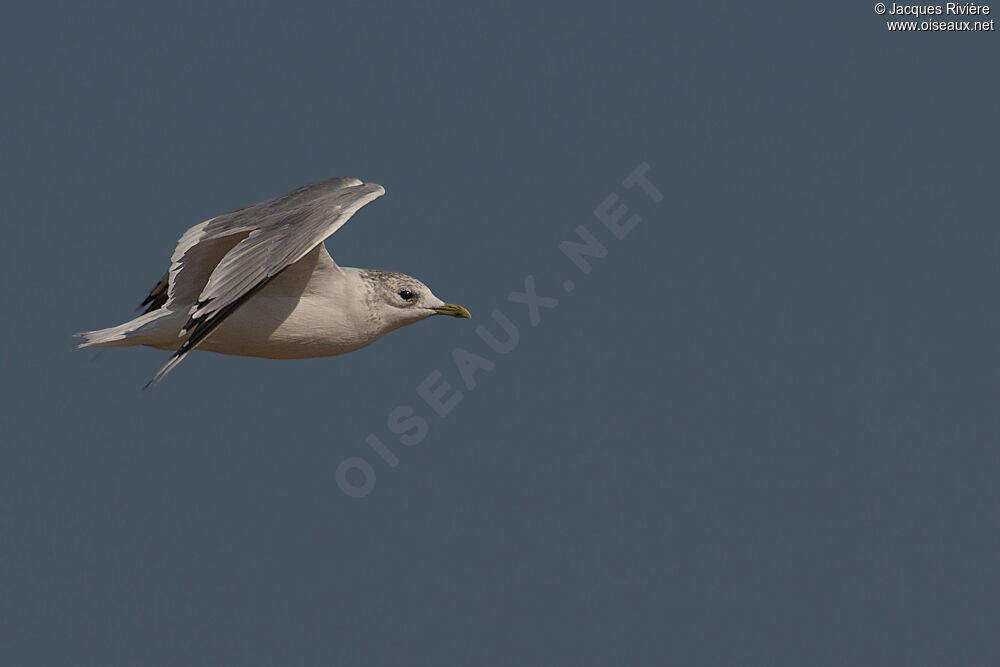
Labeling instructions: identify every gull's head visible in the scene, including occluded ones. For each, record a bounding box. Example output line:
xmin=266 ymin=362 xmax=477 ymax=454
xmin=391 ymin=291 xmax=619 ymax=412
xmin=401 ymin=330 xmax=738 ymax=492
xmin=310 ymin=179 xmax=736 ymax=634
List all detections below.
xmin=360 ymin=269 xmax=470 ymax=331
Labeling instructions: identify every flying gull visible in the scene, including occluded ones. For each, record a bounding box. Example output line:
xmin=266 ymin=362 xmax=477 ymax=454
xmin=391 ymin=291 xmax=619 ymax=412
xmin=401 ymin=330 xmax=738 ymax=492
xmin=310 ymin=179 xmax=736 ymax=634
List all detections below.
xmin=76 ymin=177 xmax=471 ymax=386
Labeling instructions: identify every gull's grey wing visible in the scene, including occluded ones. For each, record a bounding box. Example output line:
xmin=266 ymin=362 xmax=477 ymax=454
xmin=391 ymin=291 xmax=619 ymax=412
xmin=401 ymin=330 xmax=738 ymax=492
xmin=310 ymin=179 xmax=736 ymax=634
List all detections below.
xmin=164 ymin=177 xmax=369 ymax=305
xmin=146 ymin=177 xmax=385 ymax=386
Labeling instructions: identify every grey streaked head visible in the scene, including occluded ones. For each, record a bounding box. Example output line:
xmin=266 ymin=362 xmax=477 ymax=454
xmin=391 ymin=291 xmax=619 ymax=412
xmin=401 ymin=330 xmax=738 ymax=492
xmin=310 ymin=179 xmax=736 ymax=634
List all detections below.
xmin=359 ymin=269 xmax=471 ymax=330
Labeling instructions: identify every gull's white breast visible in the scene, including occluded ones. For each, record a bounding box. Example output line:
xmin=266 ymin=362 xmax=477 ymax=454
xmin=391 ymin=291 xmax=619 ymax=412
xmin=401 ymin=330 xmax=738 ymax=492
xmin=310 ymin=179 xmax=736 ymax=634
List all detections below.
xmin=152 ymin=258 xmax=384 ymax=359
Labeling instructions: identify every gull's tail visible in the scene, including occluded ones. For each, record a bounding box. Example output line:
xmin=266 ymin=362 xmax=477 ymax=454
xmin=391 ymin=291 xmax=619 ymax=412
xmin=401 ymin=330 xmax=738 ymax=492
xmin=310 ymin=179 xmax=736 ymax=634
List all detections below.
xmin=74 ymin=310 xmax=176 ymax=349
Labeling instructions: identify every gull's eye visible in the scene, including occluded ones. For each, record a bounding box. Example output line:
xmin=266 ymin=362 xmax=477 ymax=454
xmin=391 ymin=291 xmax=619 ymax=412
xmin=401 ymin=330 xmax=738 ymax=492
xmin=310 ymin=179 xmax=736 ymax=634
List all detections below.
xmin=398 ymin=289 xmax=415 ymax=301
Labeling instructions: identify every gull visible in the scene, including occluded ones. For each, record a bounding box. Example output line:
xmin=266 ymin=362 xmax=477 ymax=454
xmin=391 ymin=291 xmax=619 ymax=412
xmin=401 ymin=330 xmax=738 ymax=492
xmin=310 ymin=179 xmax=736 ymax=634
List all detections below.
xmin=76 ymin=177 xmax=471 ymax=386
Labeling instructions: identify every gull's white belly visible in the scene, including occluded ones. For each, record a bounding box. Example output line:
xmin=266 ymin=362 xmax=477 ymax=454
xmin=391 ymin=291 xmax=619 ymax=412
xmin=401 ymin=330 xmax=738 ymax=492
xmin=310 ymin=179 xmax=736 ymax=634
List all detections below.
xmin=151 ymin=293 xmax=383 ymax=359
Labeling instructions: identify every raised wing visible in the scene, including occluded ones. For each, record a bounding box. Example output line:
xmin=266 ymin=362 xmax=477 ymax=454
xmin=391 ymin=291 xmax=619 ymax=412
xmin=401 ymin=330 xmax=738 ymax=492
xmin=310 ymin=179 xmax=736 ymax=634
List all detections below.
xmin=146 ymin=177 xmax=385 ymax=386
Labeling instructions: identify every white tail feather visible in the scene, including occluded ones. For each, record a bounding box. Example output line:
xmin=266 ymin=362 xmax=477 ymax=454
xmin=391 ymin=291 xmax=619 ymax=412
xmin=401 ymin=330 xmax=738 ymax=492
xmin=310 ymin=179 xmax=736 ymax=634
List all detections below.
xmin=75 ymin=310 xmax=175 ymax=349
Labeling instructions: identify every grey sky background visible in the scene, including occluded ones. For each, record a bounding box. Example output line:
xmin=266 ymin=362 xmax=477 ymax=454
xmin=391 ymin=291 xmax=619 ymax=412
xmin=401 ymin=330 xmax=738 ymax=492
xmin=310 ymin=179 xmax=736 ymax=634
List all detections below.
xmin=3 ymin=2 xmax=999 ymax=665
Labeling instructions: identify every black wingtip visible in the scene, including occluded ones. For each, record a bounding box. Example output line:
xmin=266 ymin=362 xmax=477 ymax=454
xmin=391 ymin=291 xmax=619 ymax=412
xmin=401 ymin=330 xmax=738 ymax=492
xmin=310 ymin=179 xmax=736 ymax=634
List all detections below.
xmin=144 ymin=350 xmax=183 ymax=390
xmin=135 ymin=295 xmax=154 ymax=313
